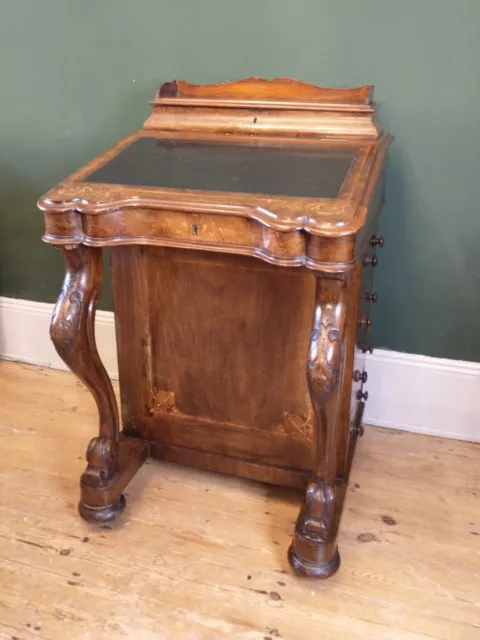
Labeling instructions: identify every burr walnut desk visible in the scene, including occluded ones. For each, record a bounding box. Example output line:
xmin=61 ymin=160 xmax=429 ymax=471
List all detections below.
xmin=39 ymin=78 xmax=392 ymax=578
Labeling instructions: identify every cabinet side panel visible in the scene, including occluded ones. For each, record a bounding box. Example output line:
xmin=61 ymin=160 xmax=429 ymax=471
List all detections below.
xmin=111 ymin=246 xmax=316 ymax=472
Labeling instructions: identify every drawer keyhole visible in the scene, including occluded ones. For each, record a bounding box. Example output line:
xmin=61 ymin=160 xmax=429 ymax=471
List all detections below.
xmin=192 ymin=224 xmax=198 ymax=236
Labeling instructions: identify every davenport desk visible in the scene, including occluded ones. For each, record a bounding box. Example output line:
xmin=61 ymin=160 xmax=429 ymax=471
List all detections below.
xmin=39 ymin=78 xmax=392 ymax=579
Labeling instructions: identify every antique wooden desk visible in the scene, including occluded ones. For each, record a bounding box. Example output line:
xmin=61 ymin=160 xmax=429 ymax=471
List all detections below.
xmin=39 ymin=78 xmax=392 ymax=578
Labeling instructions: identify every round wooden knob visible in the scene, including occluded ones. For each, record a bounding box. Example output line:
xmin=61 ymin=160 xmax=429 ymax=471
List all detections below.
xmin=362 ymin=292 xmax=378 ymax=303
xmin=357 ymin=390 xmax=369 ymax=401
xmin=358 ymin=316 xmax=372 ymax=329
xmin=350 ymin=423 xmax=365 ymax=437
xmin=353 ymin=370 xmax=368 ymax=383
xmin=363 ymin=255 xmax=378 ymax=267
xmin=370 ymin=235 xmax=385 ymax=248
xmin=361 ymin=344 xmax=374 ymax=354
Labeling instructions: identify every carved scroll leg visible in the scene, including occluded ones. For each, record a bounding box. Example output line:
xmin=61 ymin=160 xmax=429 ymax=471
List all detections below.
xmin=50 ymin=246 xmax=147 ymax=523
xmin=288 ymin=274 xmax=349 ymax=578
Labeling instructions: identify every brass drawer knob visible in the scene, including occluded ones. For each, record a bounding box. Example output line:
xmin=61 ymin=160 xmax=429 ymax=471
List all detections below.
xmin=370 ymin=235 xmax=385 ymax=248
xmin=357 ymin=390 xmax=369 ymax=401
xmin=353 ymin=370 xmax=368 ymax=383
xmin=362 ymin=292 xmax=377 ymax=303
xmin=361 ymin=344 xmax=374 ymax=354
xmin=363 ymin=255 xmax=378 ymax=267
xmin=358 ymin=316 xmax=372 ymax=329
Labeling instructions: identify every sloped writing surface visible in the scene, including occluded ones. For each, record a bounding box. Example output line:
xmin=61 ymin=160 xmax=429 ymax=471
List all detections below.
xmin=85 ymin=137 xmax=357 ymax=199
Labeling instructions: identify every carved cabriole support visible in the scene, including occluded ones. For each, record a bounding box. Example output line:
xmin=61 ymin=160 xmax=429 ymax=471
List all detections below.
xmin=288 ymin=272 xmax=349 ymax=578
xmin=50 ymin=246 xmax=125 ymax=521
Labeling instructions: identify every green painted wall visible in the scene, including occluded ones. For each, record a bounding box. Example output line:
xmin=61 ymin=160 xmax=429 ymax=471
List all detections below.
xmin=1 ymin=1 xmax=479 ymax=361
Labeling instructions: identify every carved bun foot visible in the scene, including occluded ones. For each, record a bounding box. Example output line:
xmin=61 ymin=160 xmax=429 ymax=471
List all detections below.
xmin=288 ymin=543 xmax=340 ymax=579
xmin=78 ymin=494 xmax=126 ymax=524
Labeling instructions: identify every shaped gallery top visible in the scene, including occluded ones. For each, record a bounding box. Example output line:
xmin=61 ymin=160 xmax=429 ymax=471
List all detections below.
xmin=39 ymin=77 xmax=392 ymax=239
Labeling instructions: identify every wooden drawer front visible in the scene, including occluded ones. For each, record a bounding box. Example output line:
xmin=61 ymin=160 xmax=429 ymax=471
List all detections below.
xmin=83 ymin=208 xmax=307 ymax=265
xmin=350 ymin=347 xmax=367 ymax=420
xmin=84 ymin=208 xmax=257 ymax=246
xmin=352 ymin=232 xmax=384 ymax=424
xmin=357 ymin=259 xmax=374 ymax=341
xmin=356 ymin=237 xmax=383 ymax=348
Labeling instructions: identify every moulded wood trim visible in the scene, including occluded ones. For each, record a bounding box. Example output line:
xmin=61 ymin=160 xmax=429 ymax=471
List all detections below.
xmin=41 ymin=232 xmax=358 ymax=273
xmin=149 ymin=98 xmax=376 ymax=112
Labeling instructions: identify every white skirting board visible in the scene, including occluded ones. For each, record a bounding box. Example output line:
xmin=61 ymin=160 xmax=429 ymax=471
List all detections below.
xmin=0 ymin=296 xmax=479 ymax=443
xmin=0 ymin=297 xmax=119 ymax=379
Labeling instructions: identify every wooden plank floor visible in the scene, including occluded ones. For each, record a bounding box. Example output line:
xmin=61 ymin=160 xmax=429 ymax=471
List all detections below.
xmin=0 ymin=361 xmax=479 ymax=640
